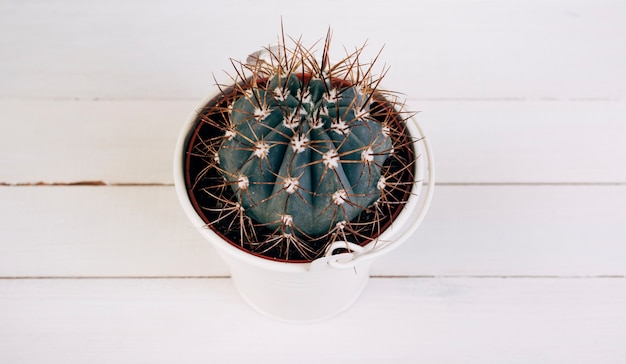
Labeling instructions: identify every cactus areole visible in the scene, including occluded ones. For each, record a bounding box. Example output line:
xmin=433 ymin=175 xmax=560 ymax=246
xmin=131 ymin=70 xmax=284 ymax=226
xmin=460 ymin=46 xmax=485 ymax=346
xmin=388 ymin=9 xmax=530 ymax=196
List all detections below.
xmin=183 ymin=37 xmax=417 ymax=262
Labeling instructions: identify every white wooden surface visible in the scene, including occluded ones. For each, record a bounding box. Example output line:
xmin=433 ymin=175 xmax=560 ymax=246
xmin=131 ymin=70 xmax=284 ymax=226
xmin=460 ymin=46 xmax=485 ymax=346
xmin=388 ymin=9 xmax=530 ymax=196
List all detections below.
xmin=1 ymin=1 xmax=625 ymax=363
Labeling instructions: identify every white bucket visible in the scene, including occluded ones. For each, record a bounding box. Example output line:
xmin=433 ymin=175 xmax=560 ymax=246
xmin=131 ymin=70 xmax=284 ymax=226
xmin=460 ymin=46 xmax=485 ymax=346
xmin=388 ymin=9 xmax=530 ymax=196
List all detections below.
xmin=173 ymin=85 xmax=435 ymax=323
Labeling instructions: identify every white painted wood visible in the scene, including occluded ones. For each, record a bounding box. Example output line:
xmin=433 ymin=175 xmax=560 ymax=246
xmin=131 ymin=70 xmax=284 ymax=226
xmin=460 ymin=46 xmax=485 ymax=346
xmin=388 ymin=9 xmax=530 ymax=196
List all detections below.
xmin=421 ymin=100 xmax=626 ymax=184
xmin=377 ymin=184 xmax=626 ymax=277
xmin=0 ymin=99 xmax=194 ymax=185
xmin=2 ymin=185 xmax=624 ymax=277
xmin=2 ymin=1 xmax=625 ymax=361
xmin=0 ymin=186 xmax=229 ymax=278
xmin=2 ymin=99 xmax=625 ymax=184
xmin=1 ymin=278 xmax=624 ymax=363
xmin=1 ymin=1 xmax=624 ymax=100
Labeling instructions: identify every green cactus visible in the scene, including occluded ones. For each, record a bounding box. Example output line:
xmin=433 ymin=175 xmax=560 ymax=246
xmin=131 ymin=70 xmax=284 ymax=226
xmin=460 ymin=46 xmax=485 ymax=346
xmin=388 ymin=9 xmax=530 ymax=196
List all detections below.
xmin=218 ymin=74 xmax=393 ymax=237
xmin=185 ymin=33 xmax=416 ymax=261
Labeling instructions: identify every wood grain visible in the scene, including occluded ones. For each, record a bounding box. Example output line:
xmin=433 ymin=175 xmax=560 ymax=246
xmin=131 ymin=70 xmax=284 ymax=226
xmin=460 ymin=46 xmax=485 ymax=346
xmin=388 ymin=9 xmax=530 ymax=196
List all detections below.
xmin=2 ymin=1 xmax=625 ymax=361
xmin=2 ymin=100 xmax=624 ymax=184
xmin=1 ymin=185 xmax=624 ymax=277
xmin=1 ymin=278 xmax=624 ymax=363
xmin=1 ymin=1 xmax=624 ymax=100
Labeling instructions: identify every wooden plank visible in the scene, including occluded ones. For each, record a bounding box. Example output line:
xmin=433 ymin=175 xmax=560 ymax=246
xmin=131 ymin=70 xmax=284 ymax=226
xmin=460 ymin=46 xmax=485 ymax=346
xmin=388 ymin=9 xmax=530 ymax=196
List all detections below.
xmin=2 ymin=99 xmax=625 ymax=184
xmin=1 ymin=1 xmax=624 ymax=100
xmin=0 ymin=185 xmax=229 ymax=278
xmin=1 ymin=277 xmax=624 ymax=363
xmin=376 ymin=184 xmax=626 ymax=277
xmin=0 ymin=99 xmax=194 ymax=185
xmin=421 ymin=100 xmax=626 ymax=184
xmin=1 ymin=185 xmax=624 ymax=277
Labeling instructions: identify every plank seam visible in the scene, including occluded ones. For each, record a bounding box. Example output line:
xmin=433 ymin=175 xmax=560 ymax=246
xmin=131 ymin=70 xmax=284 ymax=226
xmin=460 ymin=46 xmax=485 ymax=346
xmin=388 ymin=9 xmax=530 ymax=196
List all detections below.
xmin=0 ymin=97 xmax=622 ymax=102
xmin=3 ymin=182 xmax=626 ymax=187
xmin=0 ymin=275 xmax=623 ymax=280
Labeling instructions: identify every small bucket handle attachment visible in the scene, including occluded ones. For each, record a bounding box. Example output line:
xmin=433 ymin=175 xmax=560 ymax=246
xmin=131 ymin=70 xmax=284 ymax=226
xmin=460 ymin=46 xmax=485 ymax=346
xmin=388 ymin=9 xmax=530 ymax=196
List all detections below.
xmin=311 ymin=119 xmax=435 ymax=271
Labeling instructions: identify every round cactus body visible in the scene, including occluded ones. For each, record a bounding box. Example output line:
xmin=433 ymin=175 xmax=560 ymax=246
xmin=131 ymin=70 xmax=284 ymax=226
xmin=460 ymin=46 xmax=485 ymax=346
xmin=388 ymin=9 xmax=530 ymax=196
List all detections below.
xmin=184 ymin=34 xmax=419 ymax=261
xmin=218 ymin=74 xmax=393 ymax=237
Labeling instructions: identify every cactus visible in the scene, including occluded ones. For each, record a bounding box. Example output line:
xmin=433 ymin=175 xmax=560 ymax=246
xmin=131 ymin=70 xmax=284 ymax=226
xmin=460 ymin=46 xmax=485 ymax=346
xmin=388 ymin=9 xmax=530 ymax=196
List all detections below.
xmin=185 ymin=31 xmax=417 ymax=261
xmin=218 ymin=73 xmax=393 ymax=237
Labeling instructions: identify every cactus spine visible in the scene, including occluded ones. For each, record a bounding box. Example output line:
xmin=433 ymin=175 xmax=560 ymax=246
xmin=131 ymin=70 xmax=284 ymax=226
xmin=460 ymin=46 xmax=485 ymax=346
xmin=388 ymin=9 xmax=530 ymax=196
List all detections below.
xmin=219 ymin=71 xmax=393 ymax=238
xmin=186 ymin=32 xmax=416 ymax=261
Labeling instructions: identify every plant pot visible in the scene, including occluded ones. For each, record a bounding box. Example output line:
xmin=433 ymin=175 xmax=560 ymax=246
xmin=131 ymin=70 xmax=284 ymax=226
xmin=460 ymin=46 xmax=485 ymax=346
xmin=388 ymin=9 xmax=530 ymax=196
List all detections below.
xmin=173 ymin=49 xmax=435 ymax=323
